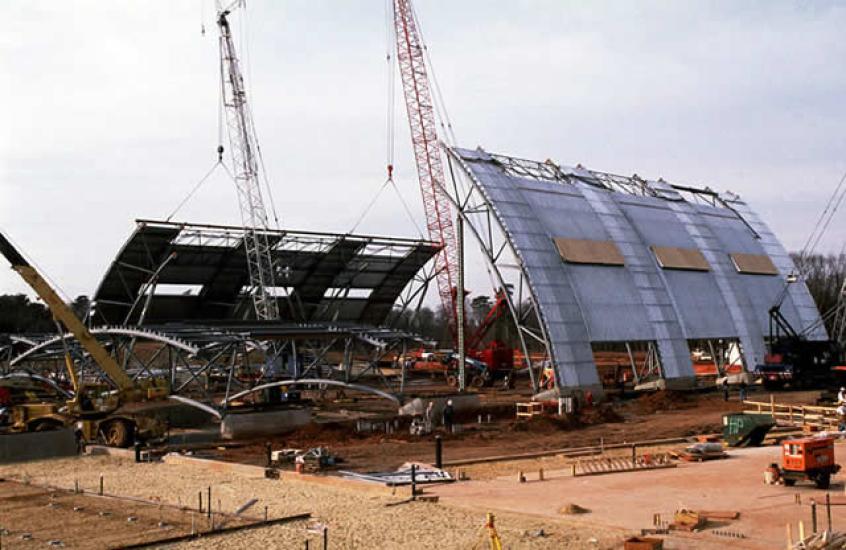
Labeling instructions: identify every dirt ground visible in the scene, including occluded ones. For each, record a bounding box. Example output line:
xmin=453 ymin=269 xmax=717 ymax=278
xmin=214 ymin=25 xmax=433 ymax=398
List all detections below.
xmin=0 ymin=387 xmax=826 ymax=549
xmin=203 ymin=388 xmax=797 ymax=473
xmin=433 ymin=442 xmax=846 ymax=549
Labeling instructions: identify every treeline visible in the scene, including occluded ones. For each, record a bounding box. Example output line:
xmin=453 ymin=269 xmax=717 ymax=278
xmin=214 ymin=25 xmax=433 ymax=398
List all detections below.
xmin=0 ymin=294 xmax=90 ymax=333
xmin=792 ymin=252 xmax=846 ymax=332
xmin=386 ymin=294 xmax=542 ymax=350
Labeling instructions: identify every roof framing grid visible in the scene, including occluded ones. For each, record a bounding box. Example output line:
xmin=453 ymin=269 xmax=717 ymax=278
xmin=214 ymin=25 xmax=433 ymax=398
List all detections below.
xmin=92 ymin=220 xmax=440 ymax=327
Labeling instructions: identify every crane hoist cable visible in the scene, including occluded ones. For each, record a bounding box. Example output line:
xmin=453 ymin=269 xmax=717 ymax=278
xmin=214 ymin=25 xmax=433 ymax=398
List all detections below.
xmin=385 ymin=0 xmax=397 ymax=175
xmin=407 ymin=2 xmax=456 ymax=146
xmin=346 ymin=0 xmax=424 ymax=238
xmin=772 ymin=167 xmax=846 ymax=322
xmin=799 ymin=169 xmax=846 ymax=261
xmin=165 ymin=159 xmax=223 ymax=222
xmin=347 ymin=173 xmax=426 ymax=238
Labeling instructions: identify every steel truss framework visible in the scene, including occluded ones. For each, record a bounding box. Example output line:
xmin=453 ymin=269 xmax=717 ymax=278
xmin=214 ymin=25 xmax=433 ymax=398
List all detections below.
xmin=93 ymin=220 xmax=440 ymax=327
xmin=3 ymin=222 xmax=443 ymax=405
xmin=438 ymin=149 xmax=549 ymax=392
xmin=487 ymin=153 xmax=761 ymax=238
xmin=2 ymin=322 xmax=433 ymax=406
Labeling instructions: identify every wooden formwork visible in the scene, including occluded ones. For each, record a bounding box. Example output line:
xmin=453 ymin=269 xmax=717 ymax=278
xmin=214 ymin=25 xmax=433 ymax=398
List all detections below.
xmin=743 ymin=396 xmax=839 ymax=431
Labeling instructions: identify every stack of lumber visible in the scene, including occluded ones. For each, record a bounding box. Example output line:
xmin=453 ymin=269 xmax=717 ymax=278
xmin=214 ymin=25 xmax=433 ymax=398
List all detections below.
xmin=671 ymin=442 xmax=727 ymax=462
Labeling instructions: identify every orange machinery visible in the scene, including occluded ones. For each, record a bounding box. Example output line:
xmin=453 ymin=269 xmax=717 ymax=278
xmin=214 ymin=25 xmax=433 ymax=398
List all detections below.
xmin=779 ymin=437 xmax=840 ymax=489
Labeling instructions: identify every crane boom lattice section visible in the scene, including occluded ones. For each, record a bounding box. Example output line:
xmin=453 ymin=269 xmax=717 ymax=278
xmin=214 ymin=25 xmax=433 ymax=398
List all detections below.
xmin=393 ymin=0 xmax=458 ymax=331
xmin=217 ymin=10 xmax=280 ymax=321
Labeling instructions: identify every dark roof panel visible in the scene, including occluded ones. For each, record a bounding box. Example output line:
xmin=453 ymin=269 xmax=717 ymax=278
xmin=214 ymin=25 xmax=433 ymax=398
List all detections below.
xmin=93 ymin=220 xmax=439 ymax=326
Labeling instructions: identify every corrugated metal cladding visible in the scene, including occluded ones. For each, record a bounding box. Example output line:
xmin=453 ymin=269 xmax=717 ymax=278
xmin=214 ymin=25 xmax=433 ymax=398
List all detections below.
xmin=450 ymin=146 xmax=826 ymax=392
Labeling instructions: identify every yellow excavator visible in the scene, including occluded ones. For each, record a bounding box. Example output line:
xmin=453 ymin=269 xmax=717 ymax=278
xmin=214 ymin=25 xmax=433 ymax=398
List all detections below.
xmin=0 ymin=232 xmax=169 ymax=446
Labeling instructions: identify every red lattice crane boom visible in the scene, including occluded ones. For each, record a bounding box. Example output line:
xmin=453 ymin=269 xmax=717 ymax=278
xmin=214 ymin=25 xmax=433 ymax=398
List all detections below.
xmin=392 ymin=0 xmax=459 ymax=334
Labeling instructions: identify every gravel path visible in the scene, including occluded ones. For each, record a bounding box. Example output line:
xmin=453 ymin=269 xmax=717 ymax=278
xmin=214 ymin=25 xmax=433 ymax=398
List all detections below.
xmin=0 ymin=456 xmax=624 ymax=549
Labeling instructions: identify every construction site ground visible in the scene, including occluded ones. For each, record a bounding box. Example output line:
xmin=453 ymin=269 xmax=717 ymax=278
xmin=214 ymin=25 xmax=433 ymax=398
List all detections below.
xmin=432 ymin=442 xmax=846 ymax=549
xmin=0 ymin=388 xmax=830 ymax=549
xmin=0 ymin=455 xmax=621 ymax=549
xmin=0 ymin=479 xmax=254 ymax=549
xmin=202 ymin=388 xmax=809 ymax=475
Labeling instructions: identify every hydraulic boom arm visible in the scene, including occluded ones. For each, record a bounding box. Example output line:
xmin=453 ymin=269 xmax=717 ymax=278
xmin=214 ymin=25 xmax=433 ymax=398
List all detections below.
xmin=0 ymin=233 xmax=134 ymax=390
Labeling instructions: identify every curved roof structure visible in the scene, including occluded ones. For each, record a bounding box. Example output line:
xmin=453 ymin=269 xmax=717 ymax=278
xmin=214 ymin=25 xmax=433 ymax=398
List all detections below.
xmin=448 ymin=146 xmax=826 ymax=392
xmin=92 ymin=220 xmax=439 ymax=327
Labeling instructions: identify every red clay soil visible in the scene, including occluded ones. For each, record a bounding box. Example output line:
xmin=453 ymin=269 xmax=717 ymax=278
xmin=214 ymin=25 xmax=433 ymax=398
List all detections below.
xmin=204 ymin=390 xmax=761 ymax=472
xmin=630 ymin=390 xmax=696 ymax=414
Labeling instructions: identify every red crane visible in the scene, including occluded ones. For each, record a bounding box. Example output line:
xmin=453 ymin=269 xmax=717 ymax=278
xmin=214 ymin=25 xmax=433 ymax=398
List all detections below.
xmin=392 ymin=0 xmax=459 ymax=334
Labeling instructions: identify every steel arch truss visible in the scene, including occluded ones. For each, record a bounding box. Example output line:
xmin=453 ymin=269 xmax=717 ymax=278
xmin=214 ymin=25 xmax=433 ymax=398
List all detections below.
xmin=442 ymin=146 xmax=551 ymax=393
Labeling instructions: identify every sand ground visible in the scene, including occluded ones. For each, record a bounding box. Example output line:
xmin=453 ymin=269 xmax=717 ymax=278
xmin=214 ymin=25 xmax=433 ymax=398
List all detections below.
xmin=0 ymin=455 xmax=624 ymax=549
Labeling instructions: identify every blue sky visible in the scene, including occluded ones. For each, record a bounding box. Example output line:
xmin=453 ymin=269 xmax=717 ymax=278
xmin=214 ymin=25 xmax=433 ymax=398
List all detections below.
xmin=2 ymin=0 xmax=845 ymax=301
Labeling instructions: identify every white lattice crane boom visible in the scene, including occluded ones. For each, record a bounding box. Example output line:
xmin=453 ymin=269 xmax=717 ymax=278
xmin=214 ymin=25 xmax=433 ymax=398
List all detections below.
xmin=217 ymin=6 xmax=280 ymax=321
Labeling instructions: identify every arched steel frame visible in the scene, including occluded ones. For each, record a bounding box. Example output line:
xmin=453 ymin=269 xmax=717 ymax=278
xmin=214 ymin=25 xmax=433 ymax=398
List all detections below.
xmin=222 ymin=378 xmax=401 ymax=406
xmin=10 ymin=327 xmax=198 ymax=366
xmin=441 ymin=145 xmax=555 ymax=393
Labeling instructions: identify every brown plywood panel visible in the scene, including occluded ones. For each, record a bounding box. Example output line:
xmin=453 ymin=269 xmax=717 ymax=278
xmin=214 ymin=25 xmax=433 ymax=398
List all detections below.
xmin=554 ymin=238 xmax=625 ymax=266
xmin=651 ymin=246 xmax=710 ymax=271
xmin=730 ymin=253 xmax=778 ymax=275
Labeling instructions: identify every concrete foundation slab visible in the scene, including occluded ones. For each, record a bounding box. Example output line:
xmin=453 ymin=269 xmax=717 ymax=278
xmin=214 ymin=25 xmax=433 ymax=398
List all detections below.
xmin=220 ymin=407 xmax=311 ymax=440
xmin=0 ymin=429 xmax=78 ymax=463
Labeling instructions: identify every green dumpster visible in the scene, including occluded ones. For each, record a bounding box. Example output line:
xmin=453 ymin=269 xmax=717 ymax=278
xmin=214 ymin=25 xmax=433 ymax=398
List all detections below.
xmin=722 ymin=413 xmax=775 ymax=447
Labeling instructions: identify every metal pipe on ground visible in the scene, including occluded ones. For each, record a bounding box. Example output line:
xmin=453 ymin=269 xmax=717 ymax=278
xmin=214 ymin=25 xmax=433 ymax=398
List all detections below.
xmin=118 ymin=512 xmax=312 ymax=549
xmin=442 ymin=435 xmax=694 ymax=467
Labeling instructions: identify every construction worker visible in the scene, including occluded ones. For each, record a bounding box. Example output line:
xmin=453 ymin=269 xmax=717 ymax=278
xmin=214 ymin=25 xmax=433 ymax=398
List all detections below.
xmin=838 ymin=387 xmax=846 ymax=405
xmin=764 ymin=462 xmax=782 ymax=485
xmin=442 ymin=399 xmax=455 ymax=433
xmin=722 ymin=378 xmax=729 ymax=402
xmin=738 ymin=381 xmax=748 ymax=402
xmin=837 ymin=403 xmax=846 ymax=432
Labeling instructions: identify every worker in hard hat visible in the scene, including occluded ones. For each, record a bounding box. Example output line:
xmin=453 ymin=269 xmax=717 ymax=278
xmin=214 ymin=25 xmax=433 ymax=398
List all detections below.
xmin=837 ymin=387 xmax=846 ymax=405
